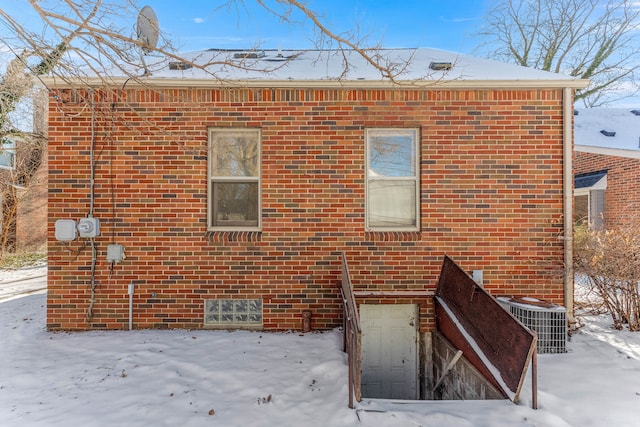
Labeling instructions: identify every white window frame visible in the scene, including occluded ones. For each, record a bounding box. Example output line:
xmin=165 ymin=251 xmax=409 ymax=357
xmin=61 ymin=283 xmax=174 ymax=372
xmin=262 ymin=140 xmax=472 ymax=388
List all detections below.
xmin=0 ymin=138 xmax=16 ymax=170
xmin=208 ymin=128 xmax=261 ymax=231
xmin=574 ymin=174 xmax=606 ymax=230
xmin=574 ymin=191 xmax=589 ymax=225
xmin=365 ymin=128 xmax=420 ymax=231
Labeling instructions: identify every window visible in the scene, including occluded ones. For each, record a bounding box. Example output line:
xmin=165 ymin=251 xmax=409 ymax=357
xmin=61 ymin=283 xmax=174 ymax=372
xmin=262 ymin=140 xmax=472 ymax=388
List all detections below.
xmin=0 ymin=138 xmax=16 ymax=169
xmin=574 ymin=194 xmax=589 ymax=225
xmin=205 ymin=299 xmax=262 ymax=327
xmin=574 ymin=189 xmax=605 ymax=229
xmin=574 ymin=170 xmax=607 ymax=230
xmin=366 ymin=128 xmax=420 ymax=231
xmin=208 ymin=129 xmax=261 ymax=230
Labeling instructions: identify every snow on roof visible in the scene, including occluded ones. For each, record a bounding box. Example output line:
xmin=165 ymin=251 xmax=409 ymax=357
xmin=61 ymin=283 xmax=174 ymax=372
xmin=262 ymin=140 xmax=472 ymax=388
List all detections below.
xmin=575 ymin=108 xmax=640 ymax=154
xmin=56 ymin=47 xmax=587 ymax=88
xmin=153 ymin=48 xmax=581 ymax=83
xmin=574 ymin=170 xmax=607 ymax=189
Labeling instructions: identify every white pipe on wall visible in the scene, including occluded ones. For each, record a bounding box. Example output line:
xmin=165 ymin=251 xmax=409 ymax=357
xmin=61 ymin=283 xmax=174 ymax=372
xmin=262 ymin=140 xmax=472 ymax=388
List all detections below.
xmin=563 ymin=87 xmax=575 ymax=326
xmin=128 ymin=283 xmax=135 ymax=331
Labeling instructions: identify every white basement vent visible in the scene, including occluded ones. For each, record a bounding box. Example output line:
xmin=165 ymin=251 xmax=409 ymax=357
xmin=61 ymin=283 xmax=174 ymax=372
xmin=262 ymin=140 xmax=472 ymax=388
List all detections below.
xmin=498 ymin=297 xmax=567 ymax=354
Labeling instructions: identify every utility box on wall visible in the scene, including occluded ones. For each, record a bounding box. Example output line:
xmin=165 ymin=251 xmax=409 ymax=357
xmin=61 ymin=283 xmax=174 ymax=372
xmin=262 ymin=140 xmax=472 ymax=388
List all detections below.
xmin=78 ymin=217 xmax=100 ymax=238
xmin=107 ymin=244 xmax=125 ymax=263
xmin=54 ymin=219 xmax=77 ymax=242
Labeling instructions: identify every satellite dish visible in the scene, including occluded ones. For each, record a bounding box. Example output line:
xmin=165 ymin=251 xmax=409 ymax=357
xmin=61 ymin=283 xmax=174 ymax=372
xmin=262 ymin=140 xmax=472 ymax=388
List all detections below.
xmin=136 ymin=6 xmax=159 ymax=55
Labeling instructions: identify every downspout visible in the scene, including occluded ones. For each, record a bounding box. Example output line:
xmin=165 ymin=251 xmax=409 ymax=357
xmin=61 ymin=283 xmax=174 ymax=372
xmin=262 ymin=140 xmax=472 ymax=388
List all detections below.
xmin=87 ymin=92 xmax=98 ymax=320
xmin=562 ymin=87 xmax=574 ymax=326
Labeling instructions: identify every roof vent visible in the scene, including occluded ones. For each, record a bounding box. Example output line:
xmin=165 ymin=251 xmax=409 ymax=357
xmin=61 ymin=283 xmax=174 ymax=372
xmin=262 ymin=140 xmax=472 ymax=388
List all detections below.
xmin=574 ymin=109 xmax=579 ymax=115
xmin=169 ymin=61 xmax=192 ymax=70
xmin=600 ymin=129 xmax=616 ymax=137
xmin=233 ymin=51 xmax=266 ymax=59
xmin=429 ymin=61 xmax=452 ymax=71
xmin=630 ymin=109 xmax=640 ymax=116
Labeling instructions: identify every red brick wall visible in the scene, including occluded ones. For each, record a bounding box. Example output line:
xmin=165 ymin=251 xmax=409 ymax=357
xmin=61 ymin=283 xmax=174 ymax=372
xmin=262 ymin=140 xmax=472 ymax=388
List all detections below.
xmin=47 ymin=87 xmax=566 ymax=331
xmin=17 ymin=88 xmax=49 ymax=253
xmin=16 ymin=153 xmax=47 ymax=253
xmin=0 ymin=144 xmax=47 ymax=254
xmin=574 ymin=151 xmax=640 ymax=229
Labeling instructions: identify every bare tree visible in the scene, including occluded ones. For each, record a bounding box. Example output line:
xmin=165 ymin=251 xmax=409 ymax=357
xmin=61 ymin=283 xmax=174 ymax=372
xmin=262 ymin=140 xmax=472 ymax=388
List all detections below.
xmin=574 ymin=205 xmax=640 ymax=331
xmin=0 ymin=0 xmax=421 ymax=255
xmin=0 ymin=0 xmax=413 ymax=88
xmin=0 ymin=0 xmax=423 ymax=161
xmin=479 ymin=0 xmax=640 ymax=106
xmin=0 ymin=43 xmax=60 ymax=254
xmin=0 ymin=132 xmax=46 ymax=253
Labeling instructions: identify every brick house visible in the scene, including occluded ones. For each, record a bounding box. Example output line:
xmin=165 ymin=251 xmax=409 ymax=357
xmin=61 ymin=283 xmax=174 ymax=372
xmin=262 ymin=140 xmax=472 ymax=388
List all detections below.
xmin=0 ymin=87 xmax=48 ymax=254
xmin=45 ymin=48 xmax=586 ymax=398
xmin=574 ymin=108 xmax=640 ymax=230
xmin=0 ymin=137 xmax=18 ymax=250
xmin=0 ymin=134 xmax=47 ymax=254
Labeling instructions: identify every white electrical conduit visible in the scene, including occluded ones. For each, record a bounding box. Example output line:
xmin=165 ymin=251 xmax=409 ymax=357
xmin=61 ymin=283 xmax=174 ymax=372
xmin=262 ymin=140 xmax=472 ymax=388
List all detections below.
xmin=128 ymin=283 xmax=135 ymax=331
xmin=563 ymin=87 xmax=574 ymax=326
xmin=87 ymin=95 xmax=97 ymax=320
xmin=86 ymin=237 xmax=97 ymax=319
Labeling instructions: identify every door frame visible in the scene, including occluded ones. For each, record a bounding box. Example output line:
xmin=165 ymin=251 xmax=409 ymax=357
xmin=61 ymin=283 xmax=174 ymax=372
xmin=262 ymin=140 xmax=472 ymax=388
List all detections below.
xmin=360 ymin=303 xmax=419 ymax=400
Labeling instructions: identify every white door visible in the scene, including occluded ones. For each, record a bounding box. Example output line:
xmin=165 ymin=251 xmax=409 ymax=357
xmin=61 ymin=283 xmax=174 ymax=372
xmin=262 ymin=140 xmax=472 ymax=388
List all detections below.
xmin=360 ymin=304 xmax=418 ymax=399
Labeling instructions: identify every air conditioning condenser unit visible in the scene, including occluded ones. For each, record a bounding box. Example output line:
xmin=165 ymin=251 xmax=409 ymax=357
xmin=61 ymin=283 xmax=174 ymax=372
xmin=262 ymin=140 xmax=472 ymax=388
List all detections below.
xmin=498 ymin=297 xmax=567 ymax=354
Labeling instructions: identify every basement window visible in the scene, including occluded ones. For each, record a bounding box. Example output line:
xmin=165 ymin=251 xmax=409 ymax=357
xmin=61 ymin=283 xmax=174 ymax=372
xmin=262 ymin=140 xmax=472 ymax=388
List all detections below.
xmin=204 ymin=299 xmax=263 ymax=327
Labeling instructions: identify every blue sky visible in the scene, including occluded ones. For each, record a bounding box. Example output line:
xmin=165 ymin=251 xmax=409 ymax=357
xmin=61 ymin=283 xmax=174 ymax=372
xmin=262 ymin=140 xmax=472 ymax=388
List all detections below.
xmin=1 ymin=1 xmax=637 ymax=106
xmin=0 ymin=1 xmax=494 ymax=59
xmin=144 ymin=0 xmax=494 ymax=53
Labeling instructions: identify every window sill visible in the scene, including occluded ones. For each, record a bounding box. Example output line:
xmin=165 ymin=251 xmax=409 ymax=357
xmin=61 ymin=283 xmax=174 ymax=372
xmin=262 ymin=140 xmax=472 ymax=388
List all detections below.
xmin=364 ymin=231 xmax=422 ymax=241
xmin=205 ymin=230 xmax=262 ymax=243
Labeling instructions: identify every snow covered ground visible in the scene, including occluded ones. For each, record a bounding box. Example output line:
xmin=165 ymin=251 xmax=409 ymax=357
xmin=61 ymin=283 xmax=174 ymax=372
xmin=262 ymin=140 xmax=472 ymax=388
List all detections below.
xmin=0 ymin=265 xmax=46 ymax=302
xmin=1 ymin=268 xmax=639 ymax=426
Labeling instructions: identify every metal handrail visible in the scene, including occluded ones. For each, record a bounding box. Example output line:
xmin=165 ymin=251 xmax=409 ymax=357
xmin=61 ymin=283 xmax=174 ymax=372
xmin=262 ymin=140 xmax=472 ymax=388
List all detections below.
xmin=340 ymin=252 xmax=361 ymax=408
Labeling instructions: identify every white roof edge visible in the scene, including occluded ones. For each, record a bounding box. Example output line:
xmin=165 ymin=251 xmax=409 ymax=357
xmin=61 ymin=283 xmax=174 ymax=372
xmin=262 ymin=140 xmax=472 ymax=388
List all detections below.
xmin=575 ymin=144 xmax=640 ymax=159
xmin=41 ymin=76 xmax=590 ymax=90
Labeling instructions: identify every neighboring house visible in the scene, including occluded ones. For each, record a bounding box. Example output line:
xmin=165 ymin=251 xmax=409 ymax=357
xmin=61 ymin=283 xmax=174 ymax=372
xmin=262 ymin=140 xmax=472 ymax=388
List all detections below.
xmin=45 ymin=48 xmax=586 ymax=399
xmin=574 ymin=109 xmax=640 ymax=230
xmin=0 ymin=137 xmax=15 ymax=249
xmin=15 ymin=148 xmax=47 ymax=253
xmin=0 ymin=135 xmax=47 ymax=253
xmin=0 ymin=137 xmax=16 ymax=169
